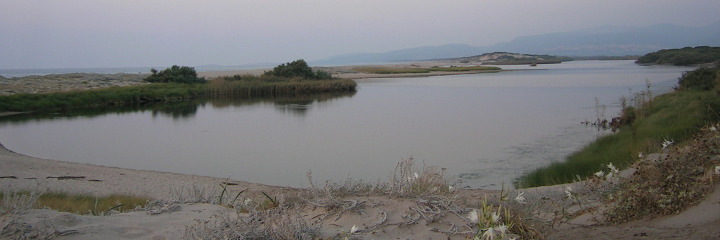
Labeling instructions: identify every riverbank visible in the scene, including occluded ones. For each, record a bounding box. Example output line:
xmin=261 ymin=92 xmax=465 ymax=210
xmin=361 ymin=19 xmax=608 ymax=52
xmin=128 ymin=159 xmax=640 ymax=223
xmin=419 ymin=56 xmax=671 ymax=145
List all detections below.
xmin=2 ymin=129 xmax=719 ymax=239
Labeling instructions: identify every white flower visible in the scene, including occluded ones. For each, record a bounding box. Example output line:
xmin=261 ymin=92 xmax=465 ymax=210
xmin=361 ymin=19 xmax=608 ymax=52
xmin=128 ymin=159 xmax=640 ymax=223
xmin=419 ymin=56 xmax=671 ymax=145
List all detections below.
xmin=448 ymin=185 xmax=456 ymax=192
xmin=468 ymin=209 xmax=479 ymax=224
xmin=413 ymin=172 xmax=419 ymax=179
xmin=494 ymin=224 xmax=508 ymax=236
xmin=482 ymin=227 xmax=496 ymax=240
xmin=715 ymin=166 xmax=720 ymax=175
xmin=491 ymin=211 xmax=500 ymax=223
xmin=594 ymin=170 xmax=604 ymax=178
xmin=638 ymin=152 xmax=644 ymax=158
xmin=244 ymin=198 xmax=252 ymax=205
xmin=514 ymin=192 xmax=526 ymax=204
xmin=350 ymin=224 xmax=359 ymax=234
xmin=564 ymin=186 xmax=573 ymax=200
xmin=605 ymin=171 xmax=614 ymax=182
xmin=710 ymin=126 xmax=717 ymax=132
xmin=662 ymin=138 xmax=674 ymax=149
xmin=607 ymin=162 xmax=619 ymax=173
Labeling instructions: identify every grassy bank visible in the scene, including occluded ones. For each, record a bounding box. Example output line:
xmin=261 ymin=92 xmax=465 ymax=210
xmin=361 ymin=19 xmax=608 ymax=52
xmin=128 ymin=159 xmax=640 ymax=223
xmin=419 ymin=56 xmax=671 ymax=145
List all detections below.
xmin=0 ymin=78 xmax=356 ymax=113
xmin=1 ymin=191 xmax=149 ymax=215
xmin=515 ymin=65 xmax=720 ymax=188
xmin=352 ymin=66 xmax=501 ymax=74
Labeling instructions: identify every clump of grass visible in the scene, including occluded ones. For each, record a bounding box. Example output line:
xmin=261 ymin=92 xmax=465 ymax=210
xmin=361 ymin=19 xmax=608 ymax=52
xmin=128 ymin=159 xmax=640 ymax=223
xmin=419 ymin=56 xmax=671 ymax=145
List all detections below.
xmin=388 ymin=157 xmax=453 ymax=198
xmin=0 ymin=192 xmax=151 ymax=215
xmin=1 ymin=191 xmax=41 ymax=215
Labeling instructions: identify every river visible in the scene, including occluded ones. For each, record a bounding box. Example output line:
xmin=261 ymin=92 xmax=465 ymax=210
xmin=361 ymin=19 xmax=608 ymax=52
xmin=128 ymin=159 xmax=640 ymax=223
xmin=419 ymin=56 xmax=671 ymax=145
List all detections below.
xmin=0 ymin=60 xmax=694 ymax=189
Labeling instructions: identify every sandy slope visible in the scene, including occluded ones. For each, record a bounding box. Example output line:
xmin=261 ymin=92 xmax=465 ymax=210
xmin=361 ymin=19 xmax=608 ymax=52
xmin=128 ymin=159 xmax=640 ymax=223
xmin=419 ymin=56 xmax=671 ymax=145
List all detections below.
xmin=3 ymin=139 xmax=719 ymax=239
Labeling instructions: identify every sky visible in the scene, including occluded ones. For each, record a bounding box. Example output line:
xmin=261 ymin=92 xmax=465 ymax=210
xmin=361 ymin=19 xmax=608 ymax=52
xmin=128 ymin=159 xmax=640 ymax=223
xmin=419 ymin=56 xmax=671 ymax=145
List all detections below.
xmin=1 ymin=0 xmax=719 ymax=69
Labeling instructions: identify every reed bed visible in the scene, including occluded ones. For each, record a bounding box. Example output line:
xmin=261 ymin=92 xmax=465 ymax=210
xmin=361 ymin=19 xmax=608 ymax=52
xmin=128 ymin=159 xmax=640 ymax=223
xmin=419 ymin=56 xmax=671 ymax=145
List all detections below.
xmin=207 ymin=76 xmax=356 ymax=98
xmin=0 ymin=77 xmax=356 ymax=113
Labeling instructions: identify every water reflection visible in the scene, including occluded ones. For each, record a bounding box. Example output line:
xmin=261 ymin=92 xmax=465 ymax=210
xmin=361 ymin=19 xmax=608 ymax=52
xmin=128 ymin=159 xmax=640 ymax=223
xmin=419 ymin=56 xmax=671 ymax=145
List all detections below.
xmin=0 ymin=91 xmax=356 ymax=123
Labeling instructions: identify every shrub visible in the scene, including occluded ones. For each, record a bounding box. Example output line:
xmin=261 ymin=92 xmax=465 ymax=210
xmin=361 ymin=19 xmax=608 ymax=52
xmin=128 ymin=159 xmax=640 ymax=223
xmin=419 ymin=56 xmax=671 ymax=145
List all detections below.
xmin=144 ymin=65 xmax=207 ymax=84
xmin=263 ymin=59 xmax=334 ymax=80
xmin=678 ymin=65 xmax=719 ymax=90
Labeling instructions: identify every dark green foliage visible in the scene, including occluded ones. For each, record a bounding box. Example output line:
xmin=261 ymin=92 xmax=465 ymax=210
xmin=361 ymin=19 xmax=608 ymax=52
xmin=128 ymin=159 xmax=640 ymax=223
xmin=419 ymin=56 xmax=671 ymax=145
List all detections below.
xmin=636 ymin=46 xmax=720 ymax=66
xmin=678 ymin=65 xmax=719 ymax=90
xmin=144 ymin=65 xmax=207 ymax=84
xmin=263 ymin=59 xmax=335 ymax=80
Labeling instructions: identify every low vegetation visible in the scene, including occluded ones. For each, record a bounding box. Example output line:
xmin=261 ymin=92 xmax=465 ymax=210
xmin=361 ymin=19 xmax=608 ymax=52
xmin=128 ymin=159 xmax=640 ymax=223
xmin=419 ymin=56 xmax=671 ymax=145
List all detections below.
xmin=636 ymin=46 xmax=720 ymax=66
xmin=516 ymin=62 xmax=720 ymax=188
xmin=352 ymin=65 xmax=501 ymax=74
xmin=1 ymin=191 xmax=149 ymax=215
xmin=604 ymin=124 xmax=720 ymax=223
xmin=0 ymin=60 xmax=356 ymax=113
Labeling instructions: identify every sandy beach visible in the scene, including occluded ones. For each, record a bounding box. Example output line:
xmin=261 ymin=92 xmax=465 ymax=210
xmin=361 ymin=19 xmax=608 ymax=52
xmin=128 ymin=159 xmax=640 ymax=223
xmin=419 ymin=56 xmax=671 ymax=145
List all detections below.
xmin=2 ymin=136 xmax=720 ymax=239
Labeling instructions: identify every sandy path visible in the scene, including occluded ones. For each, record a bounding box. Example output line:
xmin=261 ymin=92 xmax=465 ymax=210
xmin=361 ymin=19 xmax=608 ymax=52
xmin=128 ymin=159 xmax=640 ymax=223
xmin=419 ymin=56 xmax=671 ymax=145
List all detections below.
xmin=0 ymin=142 xmax=293 ymax=200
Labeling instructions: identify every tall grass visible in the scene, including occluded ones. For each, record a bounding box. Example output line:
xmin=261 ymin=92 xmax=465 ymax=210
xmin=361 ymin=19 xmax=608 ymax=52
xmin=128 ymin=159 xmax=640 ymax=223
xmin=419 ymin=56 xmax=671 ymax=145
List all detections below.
xmin=208 ymin=75 xmax=357 ymax=98
xmin=0 ymin=77 xmax=356 ymax=113
xmin=0 ymin=191 xmax=150 ymax=215
xmin=515 ymin=90 xmax=720 ymax=188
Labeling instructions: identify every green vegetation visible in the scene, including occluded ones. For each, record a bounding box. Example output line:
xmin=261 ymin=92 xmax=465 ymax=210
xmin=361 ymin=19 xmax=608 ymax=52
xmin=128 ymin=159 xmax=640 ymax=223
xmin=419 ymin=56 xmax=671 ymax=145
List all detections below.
xmin=262 ymin=59 xmax=333 ymax=80
xmin=145 ymin=65 xmax=207 ymax=84
xmin=515 ymin=63 xmax=720 ymax=188
xmin=0 ymin=60 xmax=356 ymax=113
xmin=1 ymin=191 xmax=149 ymax=215
xmin=636 ymin=46 xmax=720 ymax=66
xmin=352 ymin=65 xmax=501 ymax=74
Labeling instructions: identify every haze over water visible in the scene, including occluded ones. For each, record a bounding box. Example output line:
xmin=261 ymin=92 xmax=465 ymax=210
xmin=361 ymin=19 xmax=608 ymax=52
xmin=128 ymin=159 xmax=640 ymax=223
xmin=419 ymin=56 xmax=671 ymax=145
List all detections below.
xmin=0 ymin=60 xmax=693 ymax=189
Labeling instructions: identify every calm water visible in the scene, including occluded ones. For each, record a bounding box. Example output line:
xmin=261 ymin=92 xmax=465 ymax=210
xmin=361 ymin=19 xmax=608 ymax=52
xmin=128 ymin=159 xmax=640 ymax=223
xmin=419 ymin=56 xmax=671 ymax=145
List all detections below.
xmin=0 ymin=61 xmax=693 ymax=189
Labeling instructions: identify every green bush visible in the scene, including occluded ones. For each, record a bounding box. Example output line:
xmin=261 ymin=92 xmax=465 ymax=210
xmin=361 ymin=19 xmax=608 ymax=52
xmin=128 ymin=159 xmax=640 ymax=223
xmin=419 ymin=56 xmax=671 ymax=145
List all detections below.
xmin=144 ymin=65 xmax=207 ymax=84
xmin=678 ymin=66 xmax=719 ymax=90
xmin=263 ymin=59 xmax=334 ymax=80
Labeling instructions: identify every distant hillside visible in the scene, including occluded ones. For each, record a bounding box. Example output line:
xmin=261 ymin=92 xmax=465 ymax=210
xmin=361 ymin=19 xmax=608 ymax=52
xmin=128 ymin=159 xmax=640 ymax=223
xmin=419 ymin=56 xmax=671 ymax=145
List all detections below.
xmin=313 ymin=21 xmax=720 ymax=65
xmin=451 ymin=52 xmax=572 ymax=65
xmin=636 ymin=46 xmax=720 ymax=66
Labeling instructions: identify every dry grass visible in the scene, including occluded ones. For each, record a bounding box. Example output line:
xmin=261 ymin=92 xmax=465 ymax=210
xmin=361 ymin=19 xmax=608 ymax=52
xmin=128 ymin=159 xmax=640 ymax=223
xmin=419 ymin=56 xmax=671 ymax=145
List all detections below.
xmin=604 ymin=124 xmax=720 ymax=223
xmin=183 ymin=207 xmax=320 ymax=240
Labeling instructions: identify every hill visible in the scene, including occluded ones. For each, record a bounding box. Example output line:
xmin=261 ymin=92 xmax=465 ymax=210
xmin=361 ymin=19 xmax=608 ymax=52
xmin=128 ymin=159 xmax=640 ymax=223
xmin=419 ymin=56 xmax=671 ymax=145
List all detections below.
xmin=313 ymin=21 xmax=720 ymax=65
xmin=636 ymin=46 xmax=720 ymax=66
xmin=450 ymin=52 xmax=572 ymax=65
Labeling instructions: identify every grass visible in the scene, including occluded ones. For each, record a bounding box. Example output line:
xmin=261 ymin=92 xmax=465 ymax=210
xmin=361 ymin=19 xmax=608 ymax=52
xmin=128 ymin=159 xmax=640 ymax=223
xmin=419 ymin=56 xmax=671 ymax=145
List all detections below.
xmin=0 ymin=77 xmax=356 ymax=113
xmin=352 ymin=66 xmax=501 ymax=74
xmin=515 ymin=89 xmax=720 ymax=188
xmin=0 ymin=191 xmax=150 ymax=215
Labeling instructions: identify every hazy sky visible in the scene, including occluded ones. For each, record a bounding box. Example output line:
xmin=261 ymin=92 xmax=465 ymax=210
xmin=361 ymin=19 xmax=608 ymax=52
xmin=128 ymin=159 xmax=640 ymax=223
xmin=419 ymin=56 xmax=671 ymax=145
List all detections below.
xmin=2 ymin=0 xmax=719 ymax=69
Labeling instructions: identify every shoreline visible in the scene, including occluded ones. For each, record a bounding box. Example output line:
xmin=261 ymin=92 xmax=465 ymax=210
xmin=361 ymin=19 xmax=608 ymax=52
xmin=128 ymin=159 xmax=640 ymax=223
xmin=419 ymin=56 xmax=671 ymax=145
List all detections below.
xmin=0 ymin=141 xmax=296 ymax=200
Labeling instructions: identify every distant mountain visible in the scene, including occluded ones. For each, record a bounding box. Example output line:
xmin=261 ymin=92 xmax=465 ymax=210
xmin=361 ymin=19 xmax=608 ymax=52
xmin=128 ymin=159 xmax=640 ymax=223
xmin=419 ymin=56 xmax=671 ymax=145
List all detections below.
xmin=312 ymin=21 xmax=720 ymax=66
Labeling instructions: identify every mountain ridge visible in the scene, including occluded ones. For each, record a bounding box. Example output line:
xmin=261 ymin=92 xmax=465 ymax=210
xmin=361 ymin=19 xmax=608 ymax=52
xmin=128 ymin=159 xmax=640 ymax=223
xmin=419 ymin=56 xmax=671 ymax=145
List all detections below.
xmin=312 ymin=21 xmax=720 ymax=66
